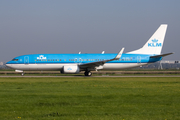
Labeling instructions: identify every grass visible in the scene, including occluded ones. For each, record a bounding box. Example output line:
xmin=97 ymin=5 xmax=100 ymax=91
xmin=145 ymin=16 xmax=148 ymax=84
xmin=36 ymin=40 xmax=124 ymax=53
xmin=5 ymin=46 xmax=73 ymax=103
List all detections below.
xmin=0 ymin=77 xmax=180 ymax=120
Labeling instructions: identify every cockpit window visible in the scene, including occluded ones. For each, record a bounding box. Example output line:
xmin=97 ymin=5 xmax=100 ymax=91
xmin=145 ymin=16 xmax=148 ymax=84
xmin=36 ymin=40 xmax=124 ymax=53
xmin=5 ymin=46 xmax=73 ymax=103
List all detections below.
xmin=12 ymin=59 xmax=18 ymax=61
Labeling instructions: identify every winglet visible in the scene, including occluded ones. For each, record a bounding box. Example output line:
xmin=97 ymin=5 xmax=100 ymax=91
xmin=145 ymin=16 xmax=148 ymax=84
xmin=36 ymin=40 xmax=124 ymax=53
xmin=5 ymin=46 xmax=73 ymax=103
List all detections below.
xmin=115 ymin=48 xmax=124 ymax=60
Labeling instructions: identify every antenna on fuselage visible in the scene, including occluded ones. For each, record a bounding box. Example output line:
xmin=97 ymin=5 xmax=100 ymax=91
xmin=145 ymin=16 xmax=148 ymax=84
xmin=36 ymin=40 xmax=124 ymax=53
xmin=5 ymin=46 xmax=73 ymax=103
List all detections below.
xmin=102 ymin=51 xmax=105 ymax=54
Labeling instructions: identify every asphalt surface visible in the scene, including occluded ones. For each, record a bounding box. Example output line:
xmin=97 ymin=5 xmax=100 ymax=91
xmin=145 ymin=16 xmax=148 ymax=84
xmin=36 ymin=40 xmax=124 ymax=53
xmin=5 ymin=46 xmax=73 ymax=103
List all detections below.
xmin=0 ymin=75 xmax=180 ymax=77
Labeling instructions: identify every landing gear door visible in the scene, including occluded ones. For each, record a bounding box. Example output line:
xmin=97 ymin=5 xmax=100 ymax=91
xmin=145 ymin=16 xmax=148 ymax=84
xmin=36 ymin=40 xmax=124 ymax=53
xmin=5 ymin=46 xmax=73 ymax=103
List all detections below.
xmin=24 ymin=56 xmax=29 ymax=65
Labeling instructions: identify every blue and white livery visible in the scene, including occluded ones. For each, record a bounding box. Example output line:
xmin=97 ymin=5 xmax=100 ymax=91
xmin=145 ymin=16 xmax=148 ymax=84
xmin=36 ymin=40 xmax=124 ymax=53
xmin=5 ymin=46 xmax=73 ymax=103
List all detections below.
xmin=6 ymin=24 xmax=173 ymax=76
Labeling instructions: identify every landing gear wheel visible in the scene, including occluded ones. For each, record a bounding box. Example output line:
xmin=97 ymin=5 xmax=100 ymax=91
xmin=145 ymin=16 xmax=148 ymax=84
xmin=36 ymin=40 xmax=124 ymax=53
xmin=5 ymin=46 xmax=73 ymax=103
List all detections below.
xmin=21 ymin=73 xmax=24 ymax=76
xmin=88 ymin=72 xmax=92 ymax=76
xmin=84 ymin=71 xmax=92 ymax=76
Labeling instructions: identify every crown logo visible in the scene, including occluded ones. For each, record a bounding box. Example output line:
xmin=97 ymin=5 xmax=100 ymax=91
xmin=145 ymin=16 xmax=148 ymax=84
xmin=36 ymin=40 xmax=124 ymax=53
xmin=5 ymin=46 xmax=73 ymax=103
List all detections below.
xmin=151 ymin=39 xmax=158 ymax=42
xmin=67 ymin=67 xmax=72 ymax=70
xmin=37 ymin=55 xmax=46 ymax=59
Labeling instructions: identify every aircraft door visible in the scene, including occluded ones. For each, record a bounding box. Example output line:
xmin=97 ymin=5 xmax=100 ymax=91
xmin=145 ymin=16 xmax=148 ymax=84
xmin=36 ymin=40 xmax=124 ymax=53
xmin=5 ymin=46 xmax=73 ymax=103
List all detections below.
xmin=137 ymin=56 xmax=141 ymax=64
xmin=24 ymin=56 xmax=29 ymax=65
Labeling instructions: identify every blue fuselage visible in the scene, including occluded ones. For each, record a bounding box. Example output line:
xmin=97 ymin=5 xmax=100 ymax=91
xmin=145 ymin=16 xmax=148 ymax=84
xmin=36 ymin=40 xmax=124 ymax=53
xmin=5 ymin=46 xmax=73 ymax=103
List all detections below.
xmin=6 ymin=53 xmax=161 ymax=71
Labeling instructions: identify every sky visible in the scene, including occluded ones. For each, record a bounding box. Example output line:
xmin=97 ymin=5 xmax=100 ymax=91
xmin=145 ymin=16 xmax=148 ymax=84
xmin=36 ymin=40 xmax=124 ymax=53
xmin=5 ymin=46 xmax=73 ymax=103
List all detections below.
xmin=0 ymin=0 xmax=180 ymax=62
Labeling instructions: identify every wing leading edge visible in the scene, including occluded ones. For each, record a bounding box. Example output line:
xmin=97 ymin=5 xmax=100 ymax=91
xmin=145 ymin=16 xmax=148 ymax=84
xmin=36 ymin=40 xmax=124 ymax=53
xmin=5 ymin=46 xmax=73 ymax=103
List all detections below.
xmin=79 ymin=48 xmax=124 ymax=70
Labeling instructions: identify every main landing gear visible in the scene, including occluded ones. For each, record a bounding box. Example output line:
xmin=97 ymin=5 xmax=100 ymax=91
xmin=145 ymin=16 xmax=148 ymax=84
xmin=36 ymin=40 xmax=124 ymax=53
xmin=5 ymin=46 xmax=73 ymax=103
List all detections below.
xmin=21 ymin=73 xmax=24 ymax=76
xmin=84 ymin=71 xmax=92 ymax=76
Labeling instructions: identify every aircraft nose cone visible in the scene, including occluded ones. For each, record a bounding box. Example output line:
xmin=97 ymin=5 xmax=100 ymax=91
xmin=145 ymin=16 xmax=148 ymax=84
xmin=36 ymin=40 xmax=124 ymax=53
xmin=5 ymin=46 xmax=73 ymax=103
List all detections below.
xmin=6 ymin=62 xmax=11 ymax=67
xmin=6 ymin=64 xmax=10 ymax=67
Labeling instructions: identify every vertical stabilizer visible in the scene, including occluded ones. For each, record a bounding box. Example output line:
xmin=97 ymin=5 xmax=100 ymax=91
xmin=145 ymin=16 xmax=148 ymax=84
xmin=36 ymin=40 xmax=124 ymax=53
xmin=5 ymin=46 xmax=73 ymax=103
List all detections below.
xmin=128 ymin=24 xmax=168 ymax=55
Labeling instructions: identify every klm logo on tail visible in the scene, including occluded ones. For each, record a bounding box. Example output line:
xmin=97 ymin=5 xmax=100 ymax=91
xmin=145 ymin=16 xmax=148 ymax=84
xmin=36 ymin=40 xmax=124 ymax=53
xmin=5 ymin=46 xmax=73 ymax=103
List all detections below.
xmin=148 ymin=39 xmax=162 ymax=47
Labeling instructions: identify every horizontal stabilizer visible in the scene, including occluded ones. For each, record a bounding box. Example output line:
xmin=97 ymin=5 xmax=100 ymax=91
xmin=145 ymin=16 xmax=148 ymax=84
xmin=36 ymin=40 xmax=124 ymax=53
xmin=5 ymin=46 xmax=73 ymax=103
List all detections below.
xmin=150 ymin=52 xmax=174 ymax=58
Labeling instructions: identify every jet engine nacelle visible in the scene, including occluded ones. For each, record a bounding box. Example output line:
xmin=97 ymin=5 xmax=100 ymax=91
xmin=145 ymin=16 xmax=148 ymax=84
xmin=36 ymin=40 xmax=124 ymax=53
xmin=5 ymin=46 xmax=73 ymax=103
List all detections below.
xmin=62 ymin=65 xmax=80 ymax=74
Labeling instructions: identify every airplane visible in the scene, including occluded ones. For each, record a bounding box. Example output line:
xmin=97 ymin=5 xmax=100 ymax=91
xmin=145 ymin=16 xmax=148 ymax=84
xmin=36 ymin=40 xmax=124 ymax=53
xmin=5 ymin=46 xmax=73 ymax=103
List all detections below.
xmin=6 ymin=24 xmax=173 ymax=76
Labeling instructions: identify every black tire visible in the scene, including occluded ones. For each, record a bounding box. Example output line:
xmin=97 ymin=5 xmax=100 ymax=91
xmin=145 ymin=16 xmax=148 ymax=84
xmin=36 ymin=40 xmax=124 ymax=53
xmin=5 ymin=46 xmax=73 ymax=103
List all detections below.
xmin=84 ymin=71 xmax=92 ymax=76
xmin=88 ymin=72 xmax=92 ymax=76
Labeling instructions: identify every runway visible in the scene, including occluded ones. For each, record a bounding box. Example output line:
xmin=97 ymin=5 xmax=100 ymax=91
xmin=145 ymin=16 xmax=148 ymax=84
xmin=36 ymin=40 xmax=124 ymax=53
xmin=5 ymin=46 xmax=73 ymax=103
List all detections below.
xmin=0 ymin=75 xmax=180 ymax=77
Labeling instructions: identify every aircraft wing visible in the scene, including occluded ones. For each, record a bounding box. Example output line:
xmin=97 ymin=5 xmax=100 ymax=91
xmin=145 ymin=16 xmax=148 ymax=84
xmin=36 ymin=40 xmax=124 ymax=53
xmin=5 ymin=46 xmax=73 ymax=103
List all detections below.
xmin=150 ymin=52 xmax=174 ymax=58
xmin=79 ymin=48 xmax=124 ymax=70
